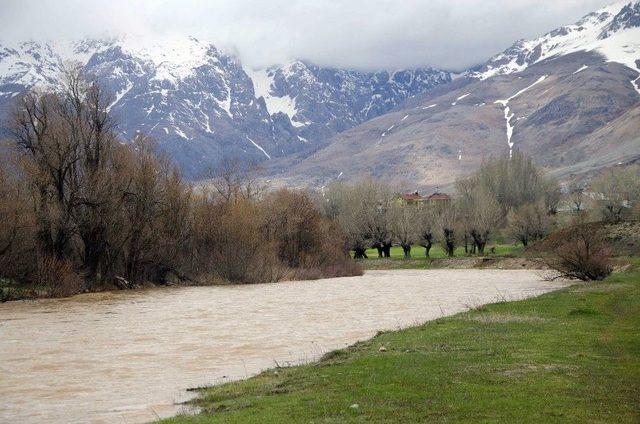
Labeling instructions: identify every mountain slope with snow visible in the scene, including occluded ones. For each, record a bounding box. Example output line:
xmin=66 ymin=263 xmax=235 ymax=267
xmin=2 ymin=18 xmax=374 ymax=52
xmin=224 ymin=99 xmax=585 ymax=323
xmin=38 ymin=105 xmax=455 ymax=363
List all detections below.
xmin=267 ymin=1 xmax=640 ymax=189
xmin=471 ymin=1 xmax=640 ymax=80
xmin=0 ymin=36 xmax=450 ymax=177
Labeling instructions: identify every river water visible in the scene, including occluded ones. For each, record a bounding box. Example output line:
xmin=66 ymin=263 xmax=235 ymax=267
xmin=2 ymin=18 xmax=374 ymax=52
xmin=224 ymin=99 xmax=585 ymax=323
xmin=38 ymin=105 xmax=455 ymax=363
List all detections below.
xmin=0 ymin=269 xmax=563 ymax=423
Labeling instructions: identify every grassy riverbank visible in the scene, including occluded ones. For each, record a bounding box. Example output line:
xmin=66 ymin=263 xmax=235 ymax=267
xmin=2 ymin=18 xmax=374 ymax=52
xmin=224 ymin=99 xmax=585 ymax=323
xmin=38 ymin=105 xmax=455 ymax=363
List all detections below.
xmin=360 ymin=243 xmax=531 ymax=270
xmin=164 ymin=264 xmax=640 ymax=423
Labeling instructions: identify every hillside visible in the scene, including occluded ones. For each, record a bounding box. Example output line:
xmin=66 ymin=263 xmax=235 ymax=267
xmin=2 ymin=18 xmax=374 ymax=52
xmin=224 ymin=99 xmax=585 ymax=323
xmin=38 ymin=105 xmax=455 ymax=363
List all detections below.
xmin=266 ymin=2 xmax=640 ymax=190
xmin=0 ymin=37 xmax=449 ymax=178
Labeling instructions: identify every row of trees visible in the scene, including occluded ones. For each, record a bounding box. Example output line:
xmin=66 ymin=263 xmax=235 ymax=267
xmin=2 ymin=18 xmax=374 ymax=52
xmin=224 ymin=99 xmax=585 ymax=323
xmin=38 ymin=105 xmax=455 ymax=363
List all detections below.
xmin=323 ymin=153 xmax=560 ymax=259
xmin=323 ymin=155 xmax=636 ymax=283
xmin=0 ymin=68 xmax=359 ymax=297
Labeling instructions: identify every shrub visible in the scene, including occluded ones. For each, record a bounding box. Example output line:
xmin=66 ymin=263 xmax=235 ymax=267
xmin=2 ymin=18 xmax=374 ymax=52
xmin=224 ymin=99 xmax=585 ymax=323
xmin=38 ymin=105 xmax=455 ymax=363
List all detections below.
xmin=545 ymin=226 xmax=612 ymax=281
xmin=35 ymin=256 xmax=84 ymax=298
xmin=265 ymin=189 xmax=361 ymax=278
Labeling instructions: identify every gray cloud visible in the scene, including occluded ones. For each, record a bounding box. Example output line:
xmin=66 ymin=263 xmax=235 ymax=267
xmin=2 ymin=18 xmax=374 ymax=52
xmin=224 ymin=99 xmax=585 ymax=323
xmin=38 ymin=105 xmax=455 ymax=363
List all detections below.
xmin=0 ymin=0 xmax=612 ymax=71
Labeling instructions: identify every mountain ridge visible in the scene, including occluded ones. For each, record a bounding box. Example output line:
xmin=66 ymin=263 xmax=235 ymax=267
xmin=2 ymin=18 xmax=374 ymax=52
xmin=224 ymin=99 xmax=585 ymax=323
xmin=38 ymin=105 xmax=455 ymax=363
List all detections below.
xmin=0 ymin=36 xmax=450 ymax=177
xmin=264 ymin=1 xmax=640 ymax=190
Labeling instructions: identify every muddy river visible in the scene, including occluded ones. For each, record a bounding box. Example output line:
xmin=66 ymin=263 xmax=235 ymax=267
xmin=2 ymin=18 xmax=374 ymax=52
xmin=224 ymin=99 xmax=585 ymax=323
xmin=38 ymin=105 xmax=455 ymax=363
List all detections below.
xmin=0 ymin=269 xmax=564 ymax=423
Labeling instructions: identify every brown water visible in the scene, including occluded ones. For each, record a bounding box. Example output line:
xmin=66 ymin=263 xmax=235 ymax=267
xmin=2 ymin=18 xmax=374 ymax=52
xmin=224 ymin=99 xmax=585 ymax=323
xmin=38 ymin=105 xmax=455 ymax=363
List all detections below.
xmin=0 ymin=269 xmax=564 ymax=423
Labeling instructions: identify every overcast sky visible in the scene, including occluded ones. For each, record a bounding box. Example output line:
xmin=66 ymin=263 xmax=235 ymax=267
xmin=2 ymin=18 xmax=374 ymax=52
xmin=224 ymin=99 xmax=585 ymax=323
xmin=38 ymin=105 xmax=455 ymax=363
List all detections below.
xmin=1 ymin=0 xmax=614 ymax=71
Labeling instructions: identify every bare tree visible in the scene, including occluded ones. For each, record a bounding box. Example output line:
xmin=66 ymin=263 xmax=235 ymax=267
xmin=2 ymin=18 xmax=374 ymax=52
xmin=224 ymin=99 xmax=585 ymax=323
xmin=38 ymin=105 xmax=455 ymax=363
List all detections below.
xmin=389 ymin=203 xmax=418 ymax=258
xmin=0 ymin=148 xmax=36 ymax=280
xmin=11 ymin=89 xmax=81 ymax=260
xmin=321 ymin=180 xmax=394 ymax=259
xmin=468 ymin=189 xmax=502 ymax=255
xmin=209 ymin=159 xmax=267 ymax=204
xmin=543 ymin=178 xmax=562 ymax=215
xmin=475 ymin=152 xmax=551 ymax=212
xmin=507 ymin=201 xmax=551 ymax=247
xmin=416 ymin=204 xmax=436 ymax=257
xmin=436 ymin=202 xmax=459 ymax=257
xmin=590 ymin=165 xmax=640 ymax=223
xmin=567 ymin=182 xmax=586 ymax=215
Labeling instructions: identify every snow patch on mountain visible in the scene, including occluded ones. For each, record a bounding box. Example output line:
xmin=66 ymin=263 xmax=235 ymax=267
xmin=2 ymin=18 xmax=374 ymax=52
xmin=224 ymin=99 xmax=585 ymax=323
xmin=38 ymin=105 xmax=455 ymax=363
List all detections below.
xmin=573 ymin=65 xmax=589 ymax=74
xmin=451 ymin=92 xmax=471 ymax=106
xmin=632 ymin=76 xmax=640 ymax=94
xmin=246 ymin=136 xmax=271 ymax=159
xmin=246 ymin=68 xmax=298 ymax=119
xmin=106 ymin=80 xmax=133 ymax=112
xmin=494 ymin=75 xmax=548 ymax=157
xmin=472 ymin=1 xmax=640 ymax=80
xmin=381 ymin=124 xmax=395 ymax=137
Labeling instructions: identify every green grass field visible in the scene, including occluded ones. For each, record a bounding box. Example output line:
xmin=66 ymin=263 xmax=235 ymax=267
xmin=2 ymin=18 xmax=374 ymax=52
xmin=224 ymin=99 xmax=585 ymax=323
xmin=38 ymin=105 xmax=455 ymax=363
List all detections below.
xmin=363 ymin=244 xmax=523 ymax=260
xmin=163 ymin=265 xmax=640 ymax=423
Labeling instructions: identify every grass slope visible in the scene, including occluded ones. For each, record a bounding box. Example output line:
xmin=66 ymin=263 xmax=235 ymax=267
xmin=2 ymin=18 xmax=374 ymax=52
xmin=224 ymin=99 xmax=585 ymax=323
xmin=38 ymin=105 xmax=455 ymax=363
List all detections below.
xmin=363 ymin=244 xmax=522 ymax=260
xmin=165 ymin=269 xmax=640 ymax=423
xmin=360 ymin=244 xmax=526 ymax=270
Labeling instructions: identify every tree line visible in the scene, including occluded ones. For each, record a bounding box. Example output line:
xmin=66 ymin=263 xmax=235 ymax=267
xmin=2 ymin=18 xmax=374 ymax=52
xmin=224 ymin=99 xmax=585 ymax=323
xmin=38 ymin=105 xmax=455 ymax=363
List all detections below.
xmin=0 ymin=67 xmax=359 ymax=298
xmin=2 ymin=68 xmax=638 ymax=298
xmin=322 ymin=153 xmax=561 ymax=259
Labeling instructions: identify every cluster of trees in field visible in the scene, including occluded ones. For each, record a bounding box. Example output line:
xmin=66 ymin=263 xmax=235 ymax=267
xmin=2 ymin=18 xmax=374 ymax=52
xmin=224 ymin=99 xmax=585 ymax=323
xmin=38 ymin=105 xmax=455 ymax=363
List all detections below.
xmin=323 ymin=155 xmax=640 ymax=280
xmin=323 ymin=153 xmax=561 ymax=259
xmin=0 ymin=68 xmax=359 ymax=298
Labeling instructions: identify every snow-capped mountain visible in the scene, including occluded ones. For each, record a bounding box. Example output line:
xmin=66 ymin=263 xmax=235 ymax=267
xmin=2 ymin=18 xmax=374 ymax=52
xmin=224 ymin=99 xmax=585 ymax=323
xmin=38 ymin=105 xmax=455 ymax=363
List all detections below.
xmin=470 ymin=1 xmax=640 ymax=82
xmin=0 ymin=36 xmax=450 ymax=177
xmin=269 ymin=1 xmax=640 ymax=189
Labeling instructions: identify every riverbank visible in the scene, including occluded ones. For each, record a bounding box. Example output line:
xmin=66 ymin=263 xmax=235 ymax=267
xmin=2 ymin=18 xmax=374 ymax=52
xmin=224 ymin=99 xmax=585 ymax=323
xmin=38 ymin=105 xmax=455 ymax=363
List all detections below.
xmin=164 ymin=264 xmax=640 ymax=423
xmin=0 ymin=262 xmax=364 ymax=303
xmin=359 ymin=243 xmax=543 ymax=271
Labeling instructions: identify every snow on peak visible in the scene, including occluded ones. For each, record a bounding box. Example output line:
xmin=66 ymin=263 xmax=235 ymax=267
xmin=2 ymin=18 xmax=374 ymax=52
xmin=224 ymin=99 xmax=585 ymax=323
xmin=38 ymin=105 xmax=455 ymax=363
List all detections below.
xmin=246 ymin=67 xmax=299 ymax=119
xmin=471 ymin=1 xmax=640 ymax=80
xmin=0 ymin=35 xmax=226 ymax=89
xmin=124 ymin=35 xmax=219 ymax=85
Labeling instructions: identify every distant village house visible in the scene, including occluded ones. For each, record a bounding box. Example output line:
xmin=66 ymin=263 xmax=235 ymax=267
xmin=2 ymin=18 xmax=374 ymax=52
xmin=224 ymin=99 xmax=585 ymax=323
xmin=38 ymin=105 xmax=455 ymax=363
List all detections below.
xmin=400 ymin=190 xmax=451 ymax=205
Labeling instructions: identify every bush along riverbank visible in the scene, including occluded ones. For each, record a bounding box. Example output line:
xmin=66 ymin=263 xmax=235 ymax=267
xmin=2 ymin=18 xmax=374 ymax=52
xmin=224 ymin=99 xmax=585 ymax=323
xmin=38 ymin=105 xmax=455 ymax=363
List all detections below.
xmin=163 ymin=261 xmax=640 ymax=423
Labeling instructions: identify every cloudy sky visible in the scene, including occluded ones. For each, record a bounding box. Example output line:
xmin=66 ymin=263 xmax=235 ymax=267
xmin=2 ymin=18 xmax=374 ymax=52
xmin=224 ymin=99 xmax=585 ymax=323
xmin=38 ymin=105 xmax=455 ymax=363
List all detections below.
xmin=1 ymin=0 xmax=614 ymax=71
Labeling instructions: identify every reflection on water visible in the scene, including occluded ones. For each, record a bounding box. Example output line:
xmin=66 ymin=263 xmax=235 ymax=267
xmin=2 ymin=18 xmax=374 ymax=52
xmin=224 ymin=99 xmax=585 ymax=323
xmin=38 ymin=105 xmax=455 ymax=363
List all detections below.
xmin=0 ymin=269 xmax=563 ymax=423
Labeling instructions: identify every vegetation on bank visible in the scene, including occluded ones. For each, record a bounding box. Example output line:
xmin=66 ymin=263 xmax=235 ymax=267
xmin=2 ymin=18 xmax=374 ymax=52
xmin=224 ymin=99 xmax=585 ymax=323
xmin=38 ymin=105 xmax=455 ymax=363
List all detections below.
xmin=163 ymin=262 xmax=640 ymax=423
xmin=327 ymin=156 xmax=639 ymax=279
xmin=0 ymin=68 xmax=360 ymax=301
xmin=2 ymin=66 xmax=638 ymax=302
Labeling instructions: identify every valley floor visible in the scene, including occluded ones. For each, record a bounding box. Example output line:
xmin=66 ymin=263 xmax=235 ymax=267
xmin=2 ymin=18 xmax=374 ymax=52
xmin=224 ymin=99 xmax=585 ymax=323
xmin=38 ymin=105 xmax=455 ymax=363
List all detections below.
xmin=164 ymin=262 xmax=640 ymax=423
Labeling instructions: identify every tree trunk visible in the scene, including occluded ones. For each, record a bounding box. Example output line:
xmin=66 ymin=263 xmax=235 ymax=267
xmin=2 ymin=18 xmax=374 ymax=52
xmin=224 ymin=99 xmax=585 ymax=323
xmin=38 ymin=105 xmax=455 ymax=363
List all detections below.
xmin=353 ymin=247 xmax=368 ymax=259
xmin=383 ymin=242 xmax=392 ymax=258
xmin=447 ymin=242 xmax=455 ymax=257
xmin=402 ymin=244 xmax=411 ymax=259
xmin=424 ymin=241 xmax=432 ymax=258
xmin=375 ymin=244 xmax=384 ymax=258
xmin=444 ymin=229 xmax=455 ymax=257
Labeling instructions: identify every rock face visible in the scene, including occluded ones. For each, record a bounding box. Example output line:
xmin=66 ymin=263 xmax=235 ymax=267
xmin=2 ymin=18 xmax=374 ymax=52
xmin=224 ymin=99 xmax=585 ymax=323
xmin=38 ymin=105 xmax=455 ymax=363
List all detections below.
xmin=266 ymin=1 xmax=640 ymax=189
xmin=0 ymin=36 xmax=450 ymax=177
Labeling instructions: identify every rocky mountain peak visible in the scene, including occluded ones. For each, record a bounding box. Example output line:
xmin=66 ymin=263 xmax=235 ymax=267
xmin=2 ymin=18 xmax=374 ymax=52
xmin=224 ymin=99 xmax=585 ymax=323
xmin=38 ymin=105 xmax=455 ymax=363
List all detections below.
xmin=470 ymin=1 xmax=640 ymax=80
xmin=600 ymin=1 xmax=640 ymax=38
xmin=0 ymin=35 xmax=451 ymax=177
